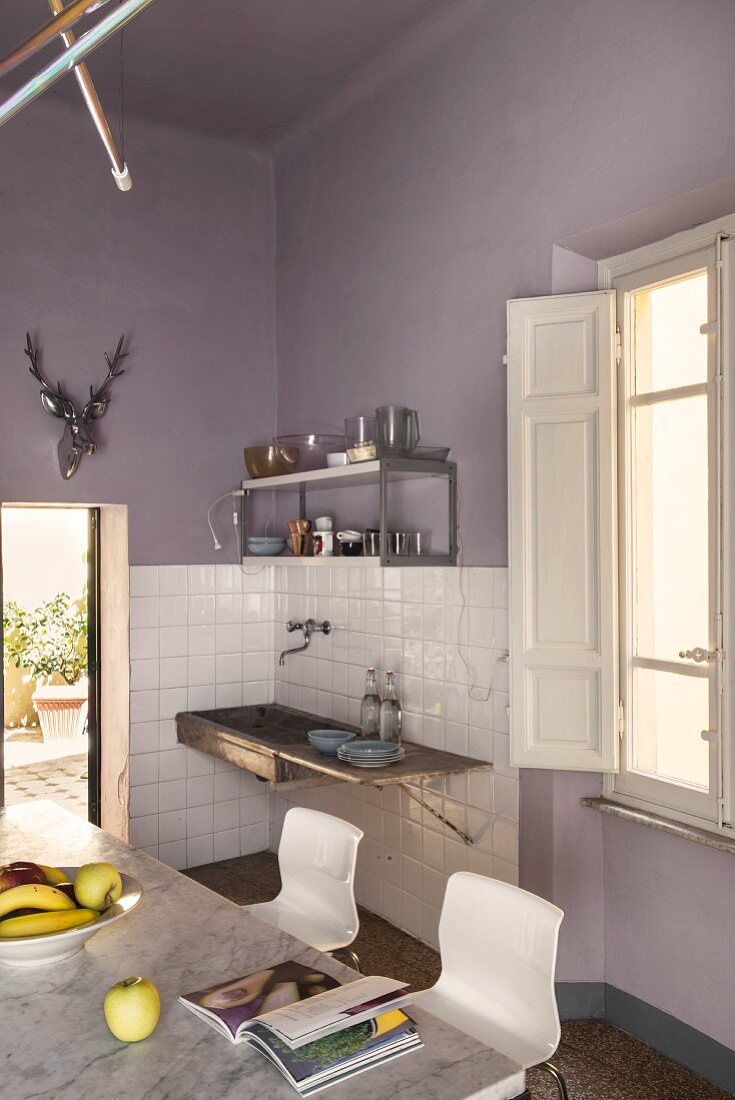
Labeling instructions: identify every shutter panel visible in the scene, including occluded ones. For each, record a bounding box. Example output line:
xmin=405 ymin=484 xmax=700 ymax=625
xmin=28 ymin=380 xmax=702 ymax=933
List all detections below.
xmin=507 ymin=291 xmax=619 ymax=771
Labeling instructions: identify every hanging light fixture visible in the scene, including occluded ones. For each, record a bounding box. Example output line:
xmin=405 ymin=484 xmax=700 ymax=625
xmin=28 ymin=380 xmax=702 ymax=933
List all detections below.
xmin=0 ymin=0 xmax=159 ymax=191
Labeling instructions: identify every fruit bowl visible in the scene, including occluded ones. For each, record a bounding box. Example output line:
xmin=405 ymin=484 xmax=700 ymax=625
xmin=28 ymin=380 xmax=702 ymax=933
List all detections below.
xmin=0 ymin=868 xmax=142 ymax=968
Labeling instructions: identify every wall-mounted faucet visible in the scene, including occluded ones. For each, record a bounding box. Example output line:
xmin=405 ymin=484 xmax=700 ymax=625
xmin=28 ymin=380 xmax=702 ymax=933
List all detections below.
xmin=278 ymin=618 xmax=332 ymax=666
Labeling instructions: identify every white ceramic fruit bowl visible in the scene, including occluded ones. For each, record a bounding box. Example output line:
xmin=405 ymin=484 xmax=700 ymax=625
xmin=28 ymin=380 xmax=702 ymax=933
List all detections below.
xmin=0 ymin=868 xmax=142 ymax=968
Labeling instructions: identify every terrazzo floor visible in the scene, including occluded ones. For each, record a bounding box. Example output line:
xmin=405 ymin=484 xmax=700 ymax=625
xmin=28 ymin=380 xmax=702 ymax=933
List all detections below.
xmin=185 ymin=852 xmax=732 ymax=1099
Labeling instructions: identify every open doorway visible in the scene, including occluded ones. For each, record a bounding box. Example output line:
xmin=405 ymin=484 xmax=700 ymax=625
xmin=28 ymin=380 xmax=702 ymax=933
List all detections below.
xmin=1 ymin=506 xmax=100 ymax=824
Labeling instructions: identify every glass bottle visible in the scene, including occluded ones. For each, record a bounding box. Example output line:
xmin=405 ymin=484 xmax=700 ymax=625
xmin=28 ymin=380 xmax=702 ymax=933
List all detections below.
xmin=360 ymin=668 xmax=381 ymax=739
xmin=379 ymin=671 xmax=402 ymax=744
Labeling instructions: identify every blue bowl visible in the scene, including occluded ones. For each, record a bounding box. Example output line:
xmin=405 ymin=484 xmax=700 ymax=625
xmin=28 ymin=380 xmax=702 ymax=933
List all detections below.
xmin=307 ymin=729 xmax=357 ymax=755
xmin=247 ymin=537 xmax=286 ymax=557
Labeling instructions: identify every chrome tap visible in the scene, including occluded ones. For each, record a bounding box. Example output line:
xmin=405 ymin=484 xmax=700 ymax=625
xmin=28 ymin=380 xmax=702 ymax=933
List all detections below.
xmin=278 ymin=618 xmax=331 ymax=666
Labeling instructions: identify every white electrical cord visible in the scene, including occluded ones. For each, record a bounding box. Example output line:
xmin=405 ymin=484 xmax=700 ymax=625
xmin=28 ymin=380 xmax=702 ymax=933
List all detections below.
xmin=206 ymin=491 xmax=240 ymax=550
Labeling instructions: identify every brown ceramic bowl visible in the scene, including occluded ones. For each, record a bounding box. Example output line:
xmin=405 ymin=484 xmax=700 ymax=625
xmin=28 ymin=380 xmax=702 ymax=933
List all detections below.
xmin=244 ymin=445 xmax=298 ymax=479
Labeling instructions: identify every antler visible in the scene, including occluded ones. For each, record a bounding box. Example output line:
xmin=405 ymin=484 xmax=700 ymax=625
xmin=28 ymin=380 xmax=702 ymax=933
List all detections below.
xmin=82 ymin=334 xmax=127 ymax=421
xmin=24 ymin=332 xmax=76 ymax=419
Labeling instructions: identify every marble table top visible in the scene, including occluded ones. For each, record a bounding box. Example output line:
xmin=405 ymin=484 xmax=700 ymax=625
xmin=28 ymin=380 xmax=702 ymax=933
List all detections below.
xmin=0 ymin=802 xmax=526 ymax=1100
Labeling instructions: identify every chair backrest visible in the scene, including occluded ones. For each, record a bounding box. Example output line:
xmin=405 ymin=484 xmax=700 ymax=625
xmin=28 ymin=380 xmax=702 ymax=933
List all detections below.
xmin=431 ymin=872 xmax=563 ymax=1065
xmin=276 ymin=807 xmax=363 ymax=937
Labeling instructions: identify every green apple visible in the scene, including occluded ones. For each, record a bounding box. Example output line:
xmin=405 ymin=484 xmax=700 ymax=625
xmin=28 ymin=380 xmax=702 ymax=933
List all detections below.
xmin=104 ymin=976 xmax=161 ymax=1042
xmin=74 ymin=862 xmax=123 ymax=910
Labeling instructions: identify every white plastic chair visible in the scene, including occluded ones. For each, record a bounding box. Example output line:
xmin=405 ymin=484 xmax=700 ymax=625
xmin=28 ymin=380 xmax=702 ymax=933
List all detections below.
xmin=418 ymin=872 xmax=568 ymax=1099
xmin=246 ymin=807 xmax=364 ymax=966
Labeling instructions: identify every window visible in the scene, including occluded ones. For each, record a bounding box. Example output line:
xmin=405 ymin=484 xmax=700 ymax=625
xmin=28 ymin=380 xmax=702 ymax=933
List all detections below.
xmin=507 ymin=215 xmax=735 ymax=835
xmin=612 ymin=252 xmax=721 ymax=827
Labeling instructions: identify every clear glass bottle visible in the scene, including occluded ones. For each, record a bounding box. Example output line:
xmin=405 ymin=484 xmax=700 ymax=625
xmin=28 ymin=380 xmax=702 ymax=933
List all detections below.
xmin=360 ymin=668 xmax=381 ymax=739
xmin=379 ymin=671 xmax=402 ymax=744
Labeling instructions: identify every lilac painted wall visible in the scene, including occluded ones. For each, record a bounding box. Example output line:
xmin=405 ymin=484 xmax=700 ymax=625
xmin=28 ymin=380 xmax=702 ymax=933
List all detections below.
xmin=0 ymin=99 xmax=275 ymax=565
xmin=273 ymin=0 xmax=735 ymax=1043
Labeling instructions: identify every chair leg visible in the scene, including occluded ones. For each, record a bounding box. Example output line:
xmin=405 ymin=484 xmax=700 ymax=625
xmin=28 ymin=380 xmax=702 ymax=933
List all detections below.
xmin=330 ymin=947 xmax=362 ymax=973
xmin=536 ymin=1060 xmax=569 ymax=1100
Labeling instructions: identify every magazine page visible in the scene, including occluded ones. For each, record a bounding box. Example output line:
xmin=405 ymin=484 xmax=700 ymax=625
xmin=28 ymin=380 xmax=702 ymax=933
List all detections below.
xmin=180 ymin=961 xmax=340 ymax=1041
xmin=258 ymin=975 xmax=412 ymax=1048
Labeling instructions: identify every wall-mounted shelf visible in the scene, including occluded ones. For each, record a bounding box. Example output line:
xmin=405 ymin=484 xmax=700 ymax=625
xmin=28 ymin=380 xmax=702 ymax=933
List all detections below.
xmin=241 ymin=456 xmax=457 ymax=567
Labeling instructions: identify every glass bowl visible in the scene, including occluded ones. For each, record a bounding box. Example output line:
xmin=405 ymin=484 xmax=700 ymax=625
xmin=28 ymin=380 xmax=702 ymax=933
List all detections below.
xmin=273 ymin=435 xmax=345 ymax=472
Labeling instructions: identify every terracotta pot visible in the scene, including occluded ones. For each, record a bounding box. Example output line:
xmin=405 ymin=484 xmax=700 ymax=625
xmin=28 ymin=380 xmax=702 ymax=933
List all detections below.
xmin=31 ymin=683 xmax=88 ymax=743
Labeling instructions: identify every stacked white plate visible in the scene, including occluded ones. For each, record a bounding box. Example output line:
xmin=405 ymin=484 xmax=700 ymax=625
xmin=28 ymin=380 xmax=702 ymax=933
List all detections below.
xmin=337 ymin=739 xmax=405 ymax=768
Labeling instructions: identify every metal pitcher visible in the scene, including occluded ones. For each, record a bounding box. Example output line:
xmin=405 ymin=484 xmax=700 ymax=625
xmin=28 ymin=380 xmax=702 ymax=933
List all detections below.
xmin=375 ymin=405 xmax=420 ymax=454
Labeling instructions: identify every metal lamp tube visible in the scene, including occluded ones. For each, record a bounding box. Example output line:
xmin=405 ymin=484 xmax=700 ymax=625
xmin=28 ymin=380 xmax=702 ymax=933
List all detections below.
xmin=0 ymin=0 xmax=158 ymax=130
xmin=46 ymin=0 xmax=130 ymax=189
xmin=0 ymin=0 xmax=116 ymax=79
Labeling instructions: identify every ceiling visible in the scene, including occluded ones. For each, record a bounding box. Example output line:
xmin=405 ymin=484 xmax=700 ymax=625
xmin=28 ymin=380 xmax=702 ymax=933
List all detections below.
xmin=0 ymin=0 xmax=450 ymax=145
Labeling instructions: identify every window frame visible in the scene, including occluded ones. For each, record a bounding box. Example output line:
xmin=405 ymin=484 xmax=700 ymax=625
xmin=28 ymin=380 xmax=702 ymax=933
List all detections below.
xmin=599 ymin=218 xmax=735 ymax=835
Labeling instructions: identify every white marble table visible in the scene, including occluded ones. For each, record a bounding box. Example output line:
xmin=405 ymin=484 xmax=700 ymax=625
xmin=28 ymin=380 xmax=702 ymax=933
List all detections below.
xmin=0 ymin=802 xmax=526 ymax=1100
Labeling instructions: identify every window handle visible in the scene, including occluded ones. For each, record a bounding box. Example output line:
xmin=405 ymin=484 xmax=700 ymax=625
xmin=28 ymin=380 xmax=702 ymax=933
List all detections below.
xmin=678 ymin=646 xmax=720 ymax=663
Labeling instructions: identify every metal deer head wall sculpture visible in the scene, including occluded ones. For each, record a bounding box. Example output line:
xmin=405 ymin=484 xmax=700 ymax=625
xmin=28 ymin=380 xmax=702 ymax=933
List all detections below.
xmin=24 ymin=332 xmax=128 ymax=479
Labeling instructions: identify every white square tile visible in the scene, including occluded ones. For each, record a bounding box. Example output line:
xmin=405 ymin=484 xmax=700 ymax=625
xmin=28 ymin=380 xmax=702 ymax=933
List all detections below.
xmin=159 ymin=809 xmax=187 ymax=843
xmin=159 ymin=686 xmax=188 ymax=720
xmin=240 ymin=820 xmax=268 ymax=856
xmin=130 ymin=752 xmax=159 ymax=787
xmin=401 ymin=675 xmax=423 ymax=714
xmin=216 ymin=623 xmax=242 ymax=654
xmin=445 ymin=605 xmax=468 ymax=645
xmin=244 ymin=622 xmax=272 ymax=651
xmin=469 ymin=692 xmax=494 ymax=730
xmin=216 ymin=683 xmax=242 ymax=707
xmin=187 ymin=774 xmax=214 ymax=807
xmin=242 ymin=652 xmax=271 ymax=681
xmin=214 ymin=829 xmax=241 ymax=861
xmin=444 ymin=721 xmax=469 ymax=757
xmin=129 ymin=783 xmax=158 ymax=818
xmin=158 ymin=719 xmax=179 ymax=751
xmin=214 ymin=771 xmax=241 ymax=803
xmin=469 ymin=568 xmax=494 ymax=608
xmin=445 ymin=644 xmax=469 ymax=686
xmin=217 ymin=593 xmax=243 ymax=624
xmin=187 ymin=748 xmax=215 ymax=776
xmin=130 ymin=659 xmax=159 ymax=692
xmin=468 ymin=606 xmax=493 ymax=649
xmin=421 ymin=904 xmax=441 ymax=948
xmin=187 ymin=834 xmax=214 ymax=867
xmin=188 ymin=655 xmax=216 ymax=686
xmin=468 ymin=770 xmax=493 ymax=811
xmin=242 ymin=681 xmax=271 ymax=705
xmin=493 ymin=568 xmax=509 ymax=609
xmin=214 ymin=799 xmax=240 ymax=831
xmin=423 ymin=642 xmax=445 ymax=680
xmin=422 ymin=603 xmax=445 ymax=642
xmin=188 ymin=624 xmax=215 ymax=656
xmin=160 ymin=596 xmax=188 ymax=627
xmin=401 ymin=602 xmax=423 ymax=639
xmin=492 ymin=689 xmax=510 ymax=734
xmin=494 ymin=774 xmax=519 ymax=822
xmin=422 ymin=680 xmax=445 ymax=718
xmin=444 ymin=568 xmax=466 ymax=606
xmin=159 ymin=565 xmax=188 ymax=596
xmin=159 ymin=778 xmax=187 ymax=812
xmin=216 ymin=564 xmax=239 ymax=593
xmin=401 ymin=894 xmax=422 ymax=938
xmin=158 ymin=840 xmax=188 ymax=870
xmin=159 ymin=748 xmax=188 ymax=782
xmin=130 ymin=628 xmax=159 ymax=660
xmin=187 ymin=804 xmax=214 ymax=837
xmin=130 ymin=597 xmax=159 ymax=629
xmin=216 ymin=653 xmax=242 ymax=683
xmin=188 ymin=595 xmax=216 ymax=625
xmin=468 ymin=725 xmax=493 ymax=763
xmin=188 ymin=685 xmax=215 ymax=710
xmin=422 ymin=568 xmax=445 ymax=604
xmin=160 ymin=625 xmax=188 ymax=657
xmin=493 ymin=818 xmax=519 ymax=866
xmin=130 ymin=721 xmax=159 ymax=755
xmin=130 ymin=566 xmax=159 ymax=598
xmin=492 ymin=610 xmax=509 ymax=652
xmin=160 ymin=656 xmax=187 ymax=689
xmin=130 ymin=690 xmax=159 ymax=724
xmin=401 ymin=570 xmax=423 ymax=604
xmin=188 ymin=564 xmax=216 ymax=594
xmin=130 ymin=814 xmax=158 ymax=848
xmin=240 ymin=793 xmax=267 ymax=826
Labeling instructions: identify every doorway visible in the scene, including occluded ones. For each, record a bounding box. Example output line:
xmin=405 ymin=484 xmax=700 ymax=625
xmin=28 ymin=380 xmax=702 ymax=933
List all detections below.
xmin=1 ymin=506 xmax=100 ymax=824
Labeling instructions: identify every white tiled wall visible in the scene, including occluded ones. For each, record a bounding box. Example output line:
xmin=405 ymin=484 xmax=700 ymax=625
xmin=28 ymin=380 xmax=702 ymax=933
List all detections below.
xmin=128 ymin=563 xmax=274 ymax=870
xmin=269 ymin=564 xmax=517 ymax=950
xmin=127 ymin=561 xmax=517 ymax=949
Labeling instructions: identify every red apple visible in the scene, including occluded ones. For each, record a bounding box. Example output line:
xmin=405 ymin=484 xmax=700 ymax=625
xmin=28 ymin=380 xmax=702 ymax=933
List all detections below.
xmin=0 ymin=863 xmax=46 ymax=893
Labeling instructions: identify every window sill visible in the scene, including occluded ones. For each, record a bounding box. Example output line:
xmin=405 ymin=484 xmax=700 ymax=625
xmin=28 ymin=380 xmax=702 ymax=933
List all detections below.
xmin=582 ymin=797 xmax=735 ymax=855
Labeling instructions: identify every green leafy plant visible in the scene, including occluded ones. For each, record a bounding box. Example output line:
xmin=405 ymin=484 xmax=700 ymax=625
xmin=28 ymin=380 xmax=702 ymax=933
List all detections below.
xmin=3 ymin=593 xmax=87 ymax=686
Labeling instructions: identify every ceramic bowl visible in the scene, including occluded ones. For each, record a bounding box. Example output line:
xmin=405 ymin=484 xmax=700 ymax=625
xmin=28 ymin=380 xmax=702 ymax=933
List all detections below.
xmin=247 ymin=537 xmax=287 ymax=556
xmin=0 ymin=869 xmax=142 ymax=968
xmin=307 ymin=729 xmax=357 ymax=755
xmin=326 ymin=452 xmax=349 ymax=467
xmin=273 ymin=435 xmax=346 ymax=472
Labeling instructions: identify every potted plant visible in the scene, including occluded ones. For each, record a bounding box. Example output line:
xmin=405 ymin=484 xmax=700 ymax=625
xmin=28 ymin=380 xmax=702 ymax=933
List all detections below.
xmin=3 ymin=594 xmax=88 ymax=743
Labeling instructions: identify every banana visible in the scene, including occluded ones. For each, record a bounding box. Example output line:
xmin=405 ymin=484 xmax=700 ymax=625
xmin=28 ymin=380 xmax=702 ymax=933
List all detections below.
xmin=0 ymin=883 xmax=76 ymax=919
xmin=39 ymin=864 xmax=68 ymax=886
xmin=0 ymin=908 xmax=99 ymax=939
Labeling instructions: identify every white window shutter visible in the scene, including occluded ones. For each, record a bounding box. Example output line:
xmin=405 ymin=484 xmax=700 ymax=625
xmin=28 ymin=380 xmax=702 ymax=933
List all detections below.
xmin=507 ymin=291 xmax=619 ymax=771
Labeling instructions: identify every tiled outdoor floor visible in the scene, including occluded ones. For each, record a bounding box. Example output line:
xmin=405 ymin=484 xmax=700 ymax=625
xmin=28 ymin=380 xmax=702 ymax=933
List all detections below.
xmin=186 ymin=852 xmax=732 ymax=1099
xmin=4 ymin=731 xmax=87 ymax=819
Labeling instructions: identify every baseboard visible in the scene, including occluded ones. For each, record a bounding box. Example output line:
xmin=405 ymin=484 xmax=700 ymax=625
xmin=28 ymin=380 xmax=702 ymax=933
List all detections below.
xmin=555 ymin=982 xmax=735 ymax=1093
xmin=555 ymin=981 xmax=605 ymax=1020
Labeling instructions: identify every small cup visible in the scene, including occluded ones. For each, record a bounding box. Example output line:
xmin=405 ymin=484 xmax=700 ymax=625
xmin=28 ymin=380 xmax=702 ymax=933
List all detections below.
xmin=363 ymin=530 xmax=381 ymax=556
xmin=387 ymin=532 xmax=410 ymax=555
xmin=314 ymin=516 xmax=333 ymax=531
xmin=409 ymin=532 xmax=431 ymax=555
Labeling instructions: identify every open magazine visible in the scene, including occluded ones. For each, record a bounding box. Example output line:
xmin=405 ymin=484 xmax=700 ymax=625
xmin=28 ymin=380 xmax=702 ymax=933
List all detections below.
xmin=179 ymin=961 xmax=422 ymax=1095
